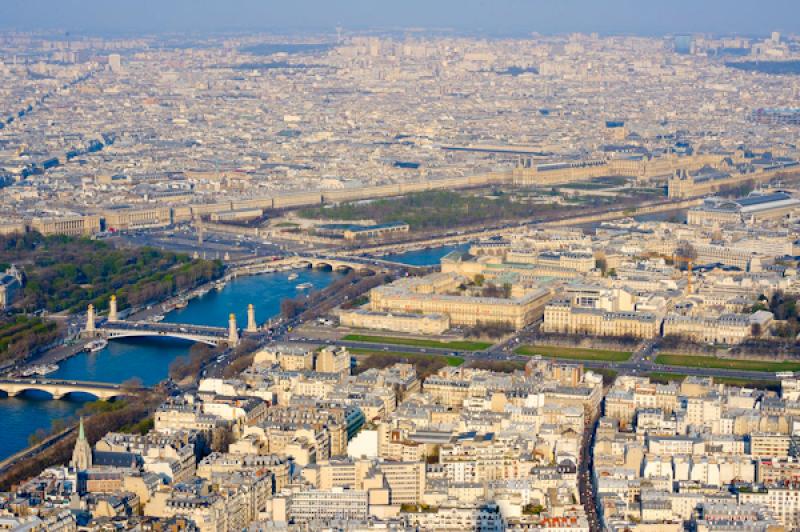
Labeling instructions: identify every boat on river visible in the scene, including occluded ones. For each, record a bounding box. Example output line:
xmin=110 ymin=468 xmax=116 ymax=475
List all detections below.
xmin=296 ymin=282 xmax=313 ymax=290
xmin=84 ymin=339 xmax=108 ymax=353
xmin=20 ymin=364 xmax=59 ymax=377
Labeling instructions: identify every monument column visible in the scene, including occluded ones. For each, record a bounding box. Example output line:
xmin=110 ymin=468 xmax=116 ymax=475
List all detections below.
xmin=86 ymin=304 xmax=96 ymax=334
xmin=246 ymin=304 xmax=257 ymax=333
xmin=228 ymin=313 xmax=239 ymax=345
xmin=108 ymin=295 xmax=118 ymax=321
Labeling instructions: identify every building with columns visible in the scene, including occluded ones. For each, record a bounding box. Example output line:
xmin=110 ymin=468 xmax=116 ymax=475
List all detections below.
xmin=30 ymin=215 xmax=101 ymax=236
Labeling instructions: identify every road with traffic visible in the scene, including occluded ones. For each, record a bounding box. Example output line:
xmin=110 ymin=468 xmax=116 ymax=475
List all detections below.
xmin=293 ymin=333 xmax=786 ymax=384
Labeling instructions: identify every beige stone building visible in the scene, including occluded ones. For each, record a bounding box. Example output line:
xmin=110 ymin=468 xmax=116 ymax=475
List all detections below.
xmin=505 ymin=250 xmax=595 ymax=272
xmin=738 ymin=487 xmax=800 ymax=530
xmin=668 ymin=164 xmax=800 ymax=199
xmin=439 ymin=436 xmax=526 ymax=483
xmin=338 ymin=308 xmax=450 ymax=335
xmin=303 ymin=458 xmax=426 ymax=506
xmin=750 ymin=433 xmax=792 ymax=459
xmin=103 ymin=206 xmax=172 ymax=231
xmin=286 ymin=488 xmax=369 ymax=523
xmin=403 ymin=505 xmax=505 ymax=531
xmin=692 ymin=243 xmax=757 ymax=270
xmin=153 ymin=398 xmax=220 ymax=435
xmin=254 ymin=343 xmax=314 ymax=371
xmin=662 ymin=310 xmax=772 ymax=344
xmin=423 ymin=375 xmax=472 ymax=408
xmin=315 ymin=345 xmax=351 ymax=375
xmin=145 ymin=490 xmax=226 ymax=530
xmin=368 ymin=272 xmax=551 ymax=330
xmin=543 ymin=286 xmax=660 ymax=339
xmin=30 ymin=214 xmax=100 ymax=236
xmin=544 ymin=300 xmax=660 ymax=339
xmin=0 ymin=222 xmax=26 ymax=235
xmin=514 ymin=152 xmax=730 ymax=186
xmin=442 ymin=249 xmax=591 ymax=282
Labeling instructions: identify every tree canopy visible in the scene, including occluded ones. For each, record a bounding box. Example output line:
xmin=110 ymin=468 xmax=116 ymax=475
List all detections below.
xmin=0 ymin=232 xmax=223 ymax=313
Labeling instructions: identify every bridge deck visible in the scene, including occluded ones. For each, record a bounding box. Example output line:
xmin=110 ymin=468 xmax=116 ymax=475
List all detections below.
xmin=0 ymin=378 xmax=131 ymax=390
xmin=94 ymin=323 xmax=231 ymax=346
xmin=0 ymin=378 xmax=144 ymax=400
xmin=102 ymin=322 xmax=228 ymax=335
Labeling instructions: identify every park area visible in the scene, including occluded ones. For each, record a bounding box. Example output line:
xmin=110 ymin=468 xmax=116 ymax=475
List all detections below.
xmin=342 ymin=334 xmax=491 ymax=351
xmin=656 ymin=353 xmax=800 ymax=373
xmin=515 ymin=344 xmax=632 ymax=362
xmin=351 ymin=348 xmax=463 ymax=378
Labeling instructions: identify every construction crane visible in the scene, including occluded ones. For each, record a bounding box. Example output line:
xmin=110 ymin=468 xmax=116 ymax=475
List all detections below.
xmin=673 ymin=255 xmax=694 ymax=295
xmin=674 ymin=242 xmax=698 ymax=296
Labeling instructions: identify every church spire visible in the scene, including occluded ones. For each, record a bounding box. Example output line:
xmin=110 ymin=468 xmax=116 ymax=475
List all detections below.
xmin=71 ymin=417 xmax=92 ymax=472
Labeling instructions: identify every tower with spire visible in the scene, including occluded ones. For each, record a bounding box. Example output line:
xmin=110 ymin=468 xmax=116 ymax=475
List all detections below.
xmin=71 ymin=417 xmax=92 ymax=472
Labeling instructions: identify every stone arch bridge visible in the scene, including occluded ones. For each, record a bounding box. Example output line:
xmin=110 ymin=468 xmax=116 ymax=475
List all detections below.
xmin=0 ymin=378 xmax=140 ymax=400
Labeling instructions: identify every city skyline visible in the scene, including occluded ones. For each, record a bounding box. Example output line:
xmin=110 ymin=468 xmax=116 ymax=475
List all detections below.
xmin=4 ymin=3 xmax=800 ymax=530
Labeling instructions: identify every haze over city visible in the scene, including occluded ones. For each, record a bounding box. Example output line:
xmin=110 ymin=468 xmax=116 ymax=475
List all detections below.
xmin=2 ymin=0 xmax=800 ymax=35
xmin=3 ymin=2 xmax=800 ymax=531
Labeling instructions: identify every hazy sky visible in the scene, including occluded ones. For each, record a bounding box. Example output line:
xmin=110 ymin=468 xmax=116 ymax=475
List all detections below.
xmin=1 ymin=0 xmax=798 ymax=36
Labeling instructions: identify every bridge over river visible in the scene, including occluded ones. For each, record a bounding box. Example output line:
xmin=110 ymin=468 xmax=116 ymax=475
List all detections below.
xmin=0 ymin=378 xmax=143 ymax=400
xmin=229 ymin=253 xmax=428 ymax=276
xmin=82 ymin=252 xmax=426 ymax=348
xmin=82 ymin=294 xmax=265 ymax=347
xmin=93 ymin=320 xmax=233 ymax=346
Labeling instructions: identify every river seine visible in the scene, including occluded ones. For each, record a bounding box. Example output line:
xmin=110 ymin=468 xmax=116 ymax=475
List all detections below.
xmin=0 ymin=245 xmax=460 ymax=460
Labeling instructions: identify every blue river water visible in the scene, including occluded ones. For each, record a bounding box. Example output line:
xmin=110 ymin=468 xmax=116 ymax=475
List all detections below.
xmin=0 ymin=246 xmax=449 ymax=460
xmin=0 ymin=268 xmax=337 ymax=460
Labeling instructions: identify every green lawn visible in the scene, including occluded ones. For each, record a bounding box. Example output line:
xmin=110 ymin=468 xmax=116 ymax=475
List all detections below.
xmin=350 ymin=348 xmax=463 ymax=367
xmin=515 ymin=344 xmax=632 ymax=362
xmin=343 ymin=334 xmax=491 ymax=351
xmin=656 ymin=353 xmax=800 ymax=373
xmin=646 ymin=371 xmax=779 ymax=391
xmin=298 ymin=189 xmax=563 ymax=231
